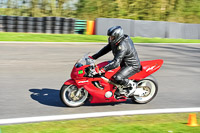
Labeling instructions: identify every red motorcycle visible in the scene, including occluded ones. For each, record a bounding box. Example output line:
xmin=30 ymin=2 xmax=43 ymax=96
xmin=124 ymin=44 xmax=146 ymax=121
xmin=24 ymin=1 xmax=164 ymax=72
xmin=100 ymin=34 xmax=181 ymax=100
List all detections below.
xmin=60 ymin=54 xmax=163 ymax=107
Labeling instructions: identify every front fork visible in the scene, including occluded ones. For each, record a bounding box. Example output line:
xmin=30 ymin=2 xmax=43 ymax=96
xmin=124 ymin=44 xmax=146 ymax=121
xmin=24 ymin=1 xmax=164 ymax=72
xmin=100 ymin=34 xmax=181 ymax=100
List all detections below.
xmin=75 ymin=87 xmax=84 ymax=97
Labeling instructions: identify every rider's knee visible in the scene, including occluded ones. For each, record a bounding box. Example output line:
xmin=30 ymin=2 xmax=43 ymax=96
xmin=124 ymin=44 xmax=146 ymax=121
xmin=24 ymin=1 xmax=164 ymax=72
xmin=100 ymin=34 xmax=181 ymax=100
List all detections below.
xmin=113 ymin=74 xmax=123 ymax=83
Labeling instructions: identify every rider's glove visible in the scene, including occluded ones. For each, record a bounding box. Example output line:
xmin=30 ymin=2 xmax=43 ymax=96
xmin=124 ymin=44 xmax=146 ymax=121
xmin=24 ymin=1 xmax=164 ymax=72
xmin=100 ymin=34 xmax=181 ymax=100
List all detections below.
xmin=89 ymin=56 xmax=94 ymax=60
xmin=99 ymin=68 xmax=106 ymax=74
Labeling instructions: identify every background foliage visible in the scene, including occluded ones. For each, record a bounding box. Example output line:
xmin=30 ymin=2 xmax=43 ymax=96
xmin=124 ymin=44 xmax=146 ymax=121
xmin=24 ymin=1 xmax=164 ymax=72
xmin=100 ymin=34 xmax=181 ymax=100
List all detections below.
xmin=0 ymin=0 xmax=200 ymax=23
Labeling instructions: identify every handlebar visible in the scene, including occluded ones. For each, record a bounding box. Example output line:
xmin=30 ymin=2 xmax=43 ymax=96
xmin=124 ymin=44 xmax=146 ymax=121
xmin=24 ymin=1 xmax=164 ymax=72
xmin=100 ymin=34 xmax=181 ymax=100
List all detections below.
xmin=89 ymin=64 xmax=105 ymax=76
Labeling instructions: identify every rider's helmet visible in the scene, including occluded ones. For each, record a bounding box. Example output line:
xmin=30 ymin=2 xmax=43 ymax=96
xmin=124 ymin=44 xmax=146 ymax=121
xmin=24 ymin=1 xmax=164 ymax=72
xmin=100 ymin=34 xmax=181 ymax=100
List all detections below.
xmin=107 ymin=26 xmax=124 ymax=44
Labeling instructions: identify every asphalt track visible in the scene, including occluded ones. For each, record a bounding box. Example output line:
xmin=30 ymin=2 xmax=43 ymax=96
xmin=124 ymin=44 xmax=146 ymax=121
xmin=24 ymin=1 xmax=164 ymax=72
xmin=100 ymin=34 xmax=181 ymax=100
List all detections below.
xmin=0 ymin=42 xmax=200 ymax=120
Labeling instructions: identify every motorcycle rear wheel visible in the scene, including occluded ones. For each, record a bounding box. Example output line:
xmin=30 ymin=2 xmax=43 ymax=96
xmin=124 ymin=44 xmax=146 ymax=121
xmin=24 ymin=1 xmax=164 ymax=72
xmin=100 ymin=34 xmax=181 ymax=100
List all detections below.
xmin=60 ymin=85 xmax=88 ymax=107
xmin=131 ymin=75 xmax=158 ymax=104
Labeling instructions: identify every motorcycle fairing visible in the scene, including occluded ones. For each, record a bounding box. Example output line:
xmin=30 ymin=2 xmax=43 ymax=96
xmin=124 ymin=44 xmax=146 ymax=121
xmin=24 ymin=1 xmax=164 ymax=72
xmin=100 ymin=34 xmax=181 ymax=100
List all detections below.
xmin=83 ymin=77 xmax=126 ymax=103
xmin=130 ymin=59 xmax=163 ymax=80
xmin=64 ymin=77 xmax=126 ymax=104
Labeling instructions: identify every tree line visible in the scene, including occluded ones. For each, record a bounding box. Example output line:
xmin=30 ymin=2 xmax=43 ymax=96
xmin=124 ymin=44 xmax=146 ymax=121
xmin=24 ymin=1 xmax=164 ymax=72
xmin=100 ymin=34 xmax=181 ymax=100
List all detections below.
xmin=0 ymin=0 xmax=199 ymax=23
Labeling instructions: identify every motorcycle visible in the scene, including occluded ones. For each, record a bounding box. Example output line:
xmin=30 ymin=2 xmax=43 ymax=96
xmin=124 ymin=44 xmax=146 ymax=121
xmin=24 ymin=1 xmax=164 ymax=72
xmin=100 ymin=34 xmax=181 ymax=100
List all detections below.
xmin=60 ymin=54 xmax=163 ymax=107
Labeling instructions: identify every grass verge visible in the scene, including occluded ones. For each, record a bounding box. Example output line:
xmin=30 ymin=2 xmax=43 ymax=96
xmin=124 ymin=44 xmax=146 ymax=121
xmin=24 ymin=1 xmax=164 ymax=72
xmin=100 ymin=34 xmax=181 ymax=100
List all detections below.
xmin=0 ymin=32 xmax=200 ymax=43
xmin=0 ymin=113 xmax=200 ymax=133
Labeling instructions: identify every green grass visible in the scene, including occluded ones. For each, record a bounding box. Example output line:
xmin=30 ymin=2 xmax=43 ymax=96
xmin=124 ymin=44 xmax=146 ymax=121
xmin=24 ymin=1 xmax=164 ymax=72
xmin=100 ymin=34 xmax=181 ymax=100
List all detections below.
xmin=0 ymin=32 xmax=200 ymax=43
xmin=0 ymin=32 xmax=107 ymax=42
xmin=1 ymin=113 xmax=200 ymax=133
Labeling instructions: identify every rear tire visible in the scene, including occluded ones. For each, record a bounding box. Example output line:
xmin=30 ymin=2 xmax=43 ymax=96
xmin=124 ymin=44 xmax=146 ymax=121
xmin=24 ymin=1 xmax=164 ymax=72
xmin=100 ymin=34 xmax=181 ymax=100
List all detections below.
xmin=60 ymin=85 xmax=88 ymax=107
xmin=131 ymin=75 xmax=158 ymax=104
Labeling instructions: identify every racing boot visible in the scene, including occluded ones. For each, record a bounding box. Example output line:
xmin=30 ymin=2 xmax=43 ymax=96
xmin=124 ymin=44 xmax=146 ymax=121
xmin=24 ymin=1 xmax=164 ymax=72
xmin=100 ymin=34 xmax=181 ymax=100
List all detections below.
xmin=127 ymin=80 xmax=137 ymax=96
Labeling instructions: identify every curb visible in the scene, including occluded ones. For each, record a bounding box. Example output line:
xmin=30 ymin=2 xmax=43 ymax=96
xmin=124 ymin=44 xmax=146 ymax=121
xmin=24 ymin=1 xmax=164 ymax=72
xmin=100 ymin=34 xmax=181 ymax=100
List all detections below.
xmin=0 ymin=107 xmax=200 ymax=125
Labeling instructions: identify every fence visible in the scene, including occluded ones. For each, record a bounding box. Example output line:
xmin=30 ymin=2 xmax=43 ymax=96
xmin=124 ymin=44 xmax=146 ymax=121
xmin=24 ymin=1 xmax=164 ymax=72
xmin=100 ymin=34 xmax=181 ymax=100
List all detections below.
xmin=1 ymin=16 xmax=200 ymax=39
xmin=95 ymin=18 xmax=200 ymax=39
xmin=0 ymin=15 xmax=75 ymax=34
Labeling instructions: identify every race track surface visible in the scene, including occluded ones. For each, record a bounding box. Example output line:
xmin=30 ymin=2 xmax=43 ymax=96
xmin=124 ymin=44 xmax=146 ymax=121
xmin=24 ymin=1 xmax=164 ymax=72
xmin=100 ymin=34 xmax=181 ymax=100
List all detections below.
xmin=0 ymin=42 xmax=200 ymax=119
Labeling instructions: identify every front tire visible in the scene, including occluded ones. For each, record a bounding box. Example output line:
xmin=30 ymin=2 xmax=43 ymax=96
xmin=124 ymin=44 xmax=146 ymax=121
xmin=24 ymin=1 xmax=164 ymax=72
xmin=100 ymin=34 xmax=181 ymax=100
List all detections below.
xmin=60 ymin=85 xmax=88 ymax=107
xmin=131 ymin=75 xmax=158 ymax=104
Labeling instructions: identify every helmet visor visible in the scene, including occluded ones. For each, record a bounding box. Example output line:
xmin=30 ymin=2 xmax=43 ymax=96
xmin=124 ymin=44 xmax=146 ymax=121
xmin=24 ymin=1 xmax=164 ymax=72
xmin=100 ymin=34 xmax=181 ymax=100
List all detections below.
xmin=109 ymin=36 xmax=115 ymax=41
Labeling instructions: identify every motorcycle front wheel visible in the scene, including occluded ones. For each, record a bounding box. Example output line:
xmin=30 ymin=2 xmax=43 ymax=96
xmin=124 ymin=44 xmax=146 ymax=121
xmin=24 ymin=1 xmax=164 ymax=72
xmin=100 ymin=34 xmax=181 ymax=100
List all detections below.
xmin=60 ymin=85 xmax=88 ymax=107
xmin=131 ymin=75 xmax=158 ymax=104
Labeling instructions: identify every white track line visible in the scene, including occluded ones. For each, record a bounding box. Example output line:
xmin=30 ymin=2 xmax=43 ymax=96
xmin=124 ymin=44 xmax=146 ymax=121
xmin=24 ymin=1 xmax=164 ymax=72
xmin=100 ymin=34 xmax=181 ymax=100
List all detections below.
xmin=0 ymin=42 xmax=199 ymax=45
xmin=0 ymin=107 xmax=200 ymax=125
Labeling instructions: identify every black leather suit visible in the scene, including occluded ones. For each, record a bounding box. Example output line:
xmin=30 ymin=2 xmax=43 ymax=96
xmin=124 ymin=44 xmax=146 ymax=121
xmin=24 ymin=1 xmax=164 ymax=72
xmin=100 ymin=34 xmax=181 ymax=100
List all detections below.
xmin=92 ymin=34 xmax=141 ymax=86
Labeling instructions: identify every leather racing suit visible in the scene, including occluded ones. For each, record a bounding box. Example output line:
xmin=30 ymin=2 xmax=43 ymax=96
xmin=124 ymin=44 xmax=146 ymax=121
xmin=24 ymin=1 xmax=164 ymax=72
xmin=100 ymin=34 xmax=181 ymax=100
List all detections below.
xmin=92 ymin=34 xmax=141 ymax=86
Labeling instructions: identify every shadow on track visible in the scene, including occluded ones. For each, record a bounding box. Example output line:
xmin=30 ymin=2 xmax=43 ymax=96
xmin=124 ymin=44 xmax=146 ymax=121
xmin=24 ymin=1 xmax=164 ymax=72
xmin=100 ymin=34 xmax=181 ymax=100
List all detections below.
xmin=29 ymin=88 xmax=66 ymax=107
xmin=29 ymin=88 xmax=133 ymax=107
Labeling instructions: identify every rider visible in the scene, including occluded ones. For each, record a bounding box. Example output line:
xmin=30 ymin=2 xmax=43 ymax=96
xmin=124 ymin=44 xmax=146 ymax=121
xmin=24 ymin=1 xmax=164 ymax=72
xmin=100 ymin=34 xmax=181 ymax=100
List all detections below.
xmin=90 ymin=26 xmax=141 ymax=94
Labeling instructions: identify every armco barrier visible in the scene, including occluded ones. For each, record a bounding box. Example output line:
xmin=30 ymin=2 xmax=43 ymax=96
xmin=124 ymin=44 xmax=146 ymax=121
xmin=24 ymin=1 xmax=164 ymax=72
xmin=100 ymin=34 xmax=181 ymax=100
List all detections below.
xmin=168 ymin=23 xmax=199 ymax=39
xmin=96 ymin=18 xmax=167 ymax=38
xmin=197 ymin=25 xmax=200 ymax=40
xmin=167 ymin=22 xmax=184 ymax=39
xmin=95 ymin=18 xmax=200 ymax=39
xmin=96 ymin=18 xmax=132 ymax=36
xmin=133 ymin=20 xmax=167 ymax=38
xmin=74 ymin=20 xmax=87 ymax=34
xmin=182 ymin=24 xmax=199 ymax=39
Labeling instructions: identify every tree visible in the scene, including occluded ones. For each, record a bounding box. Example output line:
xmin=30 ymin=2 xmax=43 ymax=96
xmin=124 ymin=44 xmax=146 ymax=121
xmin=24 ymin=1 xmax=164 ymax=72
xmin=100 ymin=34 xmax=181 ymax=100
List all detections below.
xmin=0 ymin=0 xmax=199 ymax=23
